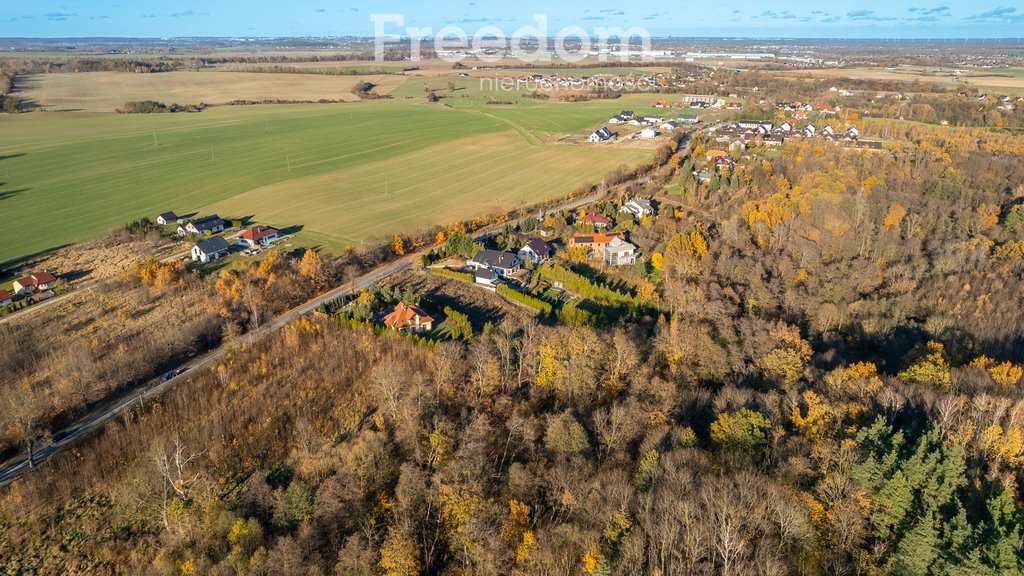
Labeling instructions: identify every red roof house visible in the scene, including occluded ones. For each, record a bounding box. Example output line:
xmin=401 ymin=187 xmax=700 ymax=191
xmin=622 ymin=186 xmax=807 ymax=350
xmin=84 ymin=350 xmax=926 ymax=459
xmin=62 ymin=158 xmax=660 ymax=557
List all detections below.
xmin=239 ymin=226 xmax=281 ymax=247
xmin=383 ymin=302 xmax=434 ymax=334
xmin=12 ymin=272 xmax=57 ymax=295
xmin=0 ymin=290 xmax=13 ymax=305
xmin=579 ymin=212 xmax=611 ymax=228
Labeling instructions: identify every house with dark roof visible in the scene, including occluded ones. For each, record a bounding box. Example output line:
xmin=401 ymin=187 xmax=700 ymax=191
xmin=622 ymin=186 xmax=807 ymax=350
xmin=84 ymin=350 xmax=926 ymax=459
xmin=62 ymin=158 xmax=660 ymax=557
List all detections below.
xmin=467 ymin=249 xmax=522 ymax=277
xmin=475 ymin=268 xmax=499 ymax=286
xmin=156 ymin=212 xmax=178 ymax=225
xmin=12 ymin=272 xmax=57 ymax=295
xmin=191 ymin=236 xmax=231 ymax=263
xmin=239 ymin=225 xmax=280 ymax=248
xmin=179 ymin=215 xmax=225 ymax=236
xmin=383 ymin=302 xmax=434 ymax=333
xmin=517 ymin=239 xmax=552 ymax=264
xmin=588 ymin=127 xmax=614 ymax=143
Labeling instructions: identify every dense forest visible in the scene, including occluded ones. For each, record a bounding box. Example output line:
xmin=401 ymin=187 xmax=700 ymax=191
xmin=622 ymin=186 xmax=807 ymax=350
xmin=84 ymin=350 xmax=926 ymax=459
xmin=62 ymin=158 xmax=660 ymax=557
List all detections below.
xmin=3 ymin=110 xmax=1024 ymax=575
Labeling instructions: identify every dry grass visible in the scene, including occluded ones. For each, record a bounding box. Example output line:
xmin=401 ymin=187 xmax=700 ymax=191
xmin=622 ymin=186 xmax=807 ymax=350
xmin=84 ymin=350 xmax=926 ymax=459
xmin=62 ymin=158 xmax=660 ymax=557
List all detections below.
xmin=16 ymin=71 xmax=409 ymax=112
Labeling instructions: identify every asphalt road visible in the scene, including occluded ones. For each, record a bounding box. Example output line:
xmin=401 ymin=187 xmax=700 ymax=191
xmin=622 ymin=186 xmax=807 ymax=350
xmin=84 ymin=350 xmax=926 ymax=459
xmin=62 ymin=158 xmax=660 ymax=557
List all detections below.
xmin=0 ymin=193 xmax=602 ymax=487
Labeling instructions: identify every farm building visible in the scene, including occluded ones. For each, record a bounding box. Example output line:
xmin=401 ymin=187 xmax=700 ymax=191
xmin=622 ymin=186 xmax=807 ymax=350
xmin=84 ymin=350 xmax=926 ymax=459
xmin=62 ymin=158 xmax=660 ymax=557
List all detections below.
xmin=191 ymin=237 xmax=231 ymax=263
xmin=383 ymin=302 xmax=434 ymax=333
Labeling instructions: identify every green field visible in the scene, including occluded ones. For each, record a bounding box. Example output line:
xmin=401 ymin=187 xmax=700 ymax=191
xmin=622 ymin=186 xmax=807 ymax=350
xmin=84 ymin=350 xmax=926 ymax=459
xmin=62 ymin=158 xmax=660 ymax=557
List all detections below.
xmin=0 ymin=76 xmax=661 ymax=264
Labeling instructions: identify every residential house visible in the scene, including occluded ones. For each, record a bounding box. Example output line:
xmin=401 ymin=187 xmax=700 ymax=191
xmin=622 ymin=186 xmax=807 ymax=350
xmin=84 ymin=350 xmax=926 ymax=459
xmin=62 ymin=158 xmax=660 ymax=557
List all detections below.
xmin=653 ymin=100 xmax=671 ymax=108
xmin=608 ymin=114 xmax=629 ymax=124
xmin=12 ymin=272 xmax=58 ymax=295
xmin=518 ymin=239 xmax=552 ymax=264
xmin=0 ymin=290 xmax=13 ymax=307
xmin=156 ymin=211 xmax=178 ymax=225
xmin=659 ymin=120 xmax=682 ymax=131
xmin=538 ymin=226 xmax=556 ymax=238
xmin=579 ymin=212 xmax=611 ymax=229
xmin=677 ymin=114 xmax=699 ymax=124
xmin=737 ymin=119 xmax=773 ymax=131
xmin=588 ymin=127 xmax=613 ymax=143
xmin=191 ymin=236 xmax=231 ymax=263
xmin=604 ymin=237 xmax=638 ymax=266
xmin=845 ymin=126 xmax=860 ymax=140
xmin=383 ymin=302 xmax=434 ymax=333
xmin=179 ymin=215 xmax=225 ymax=236
xmin=642 ymin=115 xmax=664 ymax=125
xmin=239 ymin=225 xmax=281 ymax=248
xmin=569 ymin=232 xmax=626 ymax=259
xmin=467 ymin=249 xmax=521 ymax=277
xmin=820 ymin=125 xmax=836 ymax=138
xmin=474 ymin=268 xmax=499 ymax=286
xmin=819 ymin=105 xmax=839 ymax=116
xmin=620 ymin=198 xmax=654 ymax=218
xmin=803 ymin=123 xmax=817 ymax=138
xmin=640 ymin=128 xmax=659 ymax=139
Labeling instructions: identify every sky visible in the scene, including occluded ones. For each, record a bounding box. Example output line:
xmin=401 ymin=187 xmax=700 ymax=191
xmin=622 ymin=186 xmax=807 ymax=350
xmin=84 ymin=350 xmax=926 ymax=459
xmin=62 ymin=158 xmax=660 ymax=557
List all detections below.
xmin=2 ymin=1 xmax=1024 ymax=39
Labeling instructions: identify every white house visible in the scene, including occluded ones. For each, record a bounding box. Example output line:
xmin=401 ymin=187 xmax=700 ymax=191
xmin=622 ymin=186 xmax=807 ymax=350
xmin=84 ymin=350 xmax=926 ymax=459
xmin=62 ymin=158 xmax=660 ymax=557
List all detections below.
xmin=640 ymin=128 xmax=658 ymax=139
xmin=659 ymin=120 xmax=682 ymax=131
xmin=517 ymin=239 xmax=552 ymax=265
xmin=803 ymin=123 xmax=817 ymax=138
xmin=588 ymin=127 xmax=613 ymax=143
xmin=620 ymin=198 xmax=654 ymax=218
xmin=468 ymin=249 xmax=521 ymax=277
xmin=191 ymin=237 xmax=231 ymax=263
xmin=845 ymin=126 xmax=860 ymax=140
xmin=474 ymin=268 xmax=498 ymax=286
xmin=156 ymin=211 xmax=178 ymax=225
xmin=12 ymin=272 xmax=57 ymax=295
xmin=604 ymin=237 xmax=638 ymax=266
xmin=677 ymin=114 xmax=699 ymax=125
xmin=238 ymin=225 xmax=280 ymax=248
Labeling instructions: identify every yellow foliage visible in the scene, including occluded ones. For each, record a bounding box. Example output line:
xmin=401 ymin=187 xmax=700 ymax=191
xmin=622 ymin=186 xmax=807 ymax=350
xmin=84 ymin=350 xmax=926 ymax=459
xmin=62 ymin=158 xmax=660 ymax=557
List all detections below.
xmin=882 ymin=202 xmax=907 ymax=231
xmin=974 ymin=356 xmax=1023 ymax=389
xmin=791 ymin=390 xmax=832 ymax=440
xmin=992 ymin=240 xmax=1024 ymax=261
xmin=435 ymin=231 xmax=446 ymax=245
xmin=391 ymin=234 xmax=405 ymax=256
xmin=861 ymin=175 xmax=885 ymax=191
xmin=179 ymin=560 xmax=196 ymax=576
xmin=516 ymin=531 xmax=535 ymax=563
xmin=650 ymin=252 xmax=664 ymax=270
xmin=977 ymin=203 xmax=1000 ymax=227
xmin=583 ymin=548 xmax=601 ymax=574
xmin=838 ymin=361 xmax=884 ymax=398
xmin=795 ymin=268 xmax=809 ymax=286
xmin=979 ymin=425 xmax=1024 ymax=469
xmin=379 ymin=528 xmax=420 ymax=576
xmin=536 ymin=343 xmax=566 ymax=390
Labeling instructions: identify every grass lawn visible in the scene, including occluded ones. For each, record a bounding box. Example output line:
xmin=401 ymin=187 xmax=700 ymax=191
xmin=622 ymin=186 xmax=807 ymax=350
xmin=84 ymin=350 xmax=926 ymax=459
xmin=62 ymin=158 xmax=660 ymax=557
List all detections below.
xmin=0 ymin=79 xmax=654 ymax=265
